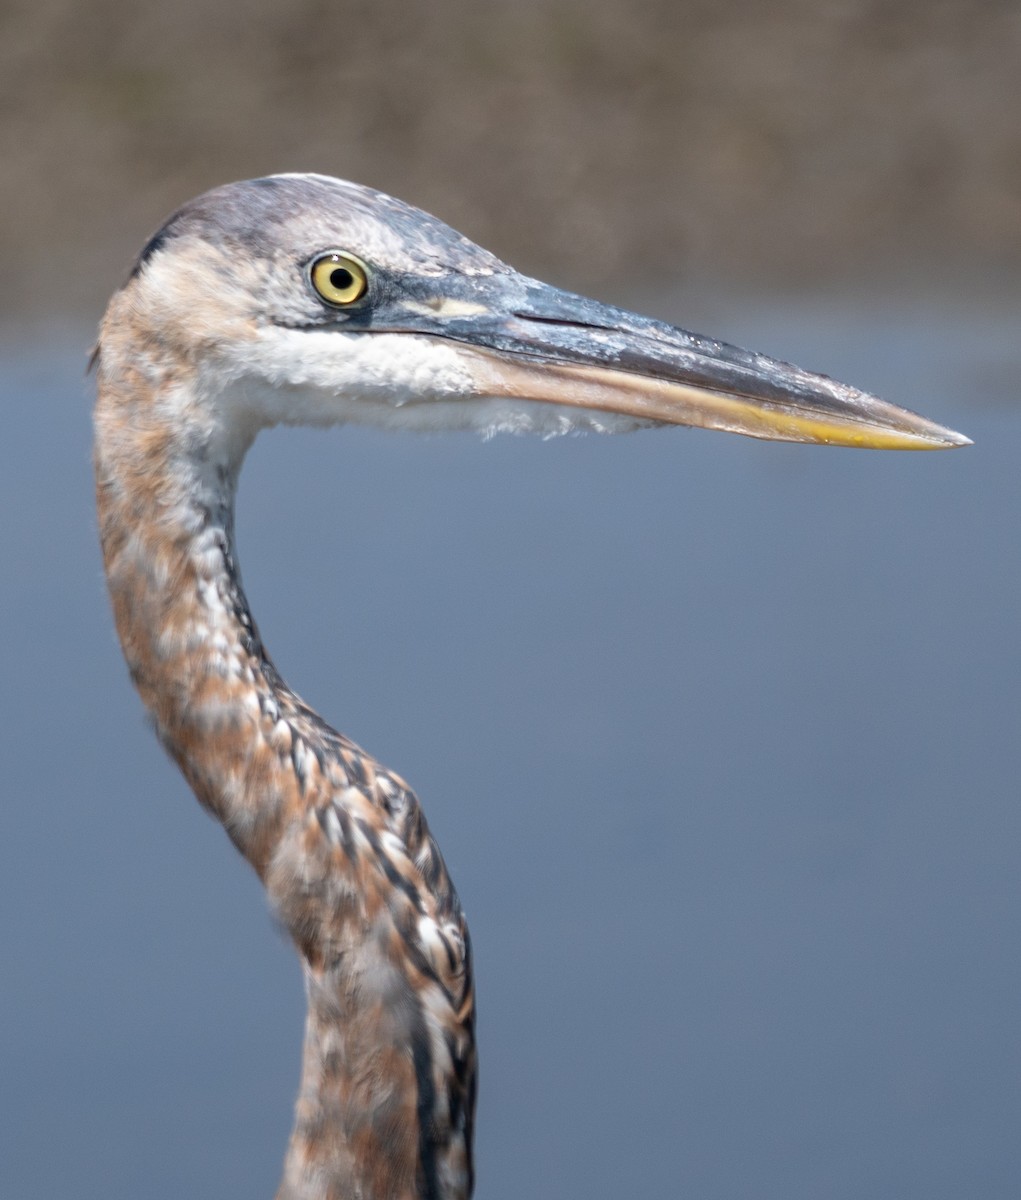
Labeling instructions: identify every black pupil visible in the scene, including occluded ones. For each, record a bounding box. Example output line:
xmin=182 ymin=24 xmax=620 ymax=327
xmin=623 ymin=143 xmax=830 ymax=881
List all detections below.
xmin=329 ymin=267 xmax=355 ymax=292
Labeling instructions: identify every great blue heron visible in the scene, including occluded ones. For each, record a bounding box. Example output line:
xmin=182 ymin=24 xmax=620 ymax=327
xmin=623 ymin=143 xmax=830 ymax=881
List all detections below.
xmin=92 ymin=174 xmax=967 ymax=1200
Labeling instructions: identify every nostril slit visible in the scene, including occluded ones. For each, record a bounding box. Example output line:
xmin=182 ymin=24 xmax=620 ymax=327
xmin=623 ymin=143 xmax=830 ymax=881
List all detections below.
xmin=512 ymin=311 xmax=617 ymax=332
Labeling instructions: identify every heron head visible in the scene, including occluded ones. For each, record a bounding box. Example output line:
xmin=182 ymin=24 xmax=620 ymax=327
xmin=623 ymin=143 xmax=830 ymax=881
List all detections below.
xmin=105 ymin=173 xmax=969 ymax=451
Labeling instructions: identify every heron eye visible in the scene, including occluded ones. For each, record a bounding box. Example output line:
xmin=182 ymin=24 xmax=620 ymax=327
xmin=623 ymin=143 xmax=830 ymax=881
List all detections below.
xmin=309 ymin=252 xmax=370 ymax=307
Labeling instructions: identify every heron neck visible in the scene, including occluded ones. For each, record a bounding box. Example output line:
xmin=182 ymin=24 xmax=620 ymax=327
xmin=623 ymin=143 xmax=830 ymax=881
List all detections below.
xmin=95 ymin=350 xmax=475 ymax=1200
xmin=94 ymin=366 xmax=290 ymax=875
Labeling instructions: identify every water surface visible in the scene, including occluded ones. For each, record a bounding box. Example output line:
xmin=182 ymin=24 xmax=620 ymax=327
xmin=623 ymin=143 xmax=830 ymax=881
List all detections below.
xmin=2 ymin=293 xmax=1018 ymax=1199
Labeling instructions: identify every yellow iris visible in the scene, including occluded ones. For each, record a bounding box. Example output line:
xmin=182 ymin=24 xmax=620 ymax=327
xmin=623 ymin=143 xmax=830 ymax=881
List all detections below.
xmin=310 ymin=252 xmax=370 ymax=306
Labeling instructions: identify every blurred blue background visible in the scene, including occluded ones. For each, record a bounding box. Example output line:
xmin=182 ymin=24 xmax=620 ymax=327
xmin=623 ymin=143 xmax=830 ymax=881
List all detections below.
xmin=3 ymin=291 xmax=1018 ymax=1198
xmin=2 ymin=3 xmax=1019 ymax=1198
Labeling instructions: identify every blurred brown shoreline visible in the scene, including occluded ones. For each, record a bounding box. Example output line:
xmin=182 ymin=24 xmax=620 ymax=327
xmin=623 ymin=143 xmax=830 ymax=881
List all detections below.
xmin=2 ymin=0 xmax=1019 ymax=321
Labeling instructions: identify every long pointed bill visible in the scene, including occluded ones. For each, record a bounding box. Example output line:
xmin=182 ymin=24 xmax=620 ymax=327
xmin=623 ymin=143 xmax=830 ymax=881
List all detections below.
xmin=389 ymin=276 xmax=969 ymax=450
xmin=462 ymin=346 xmax=967 ymax=450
